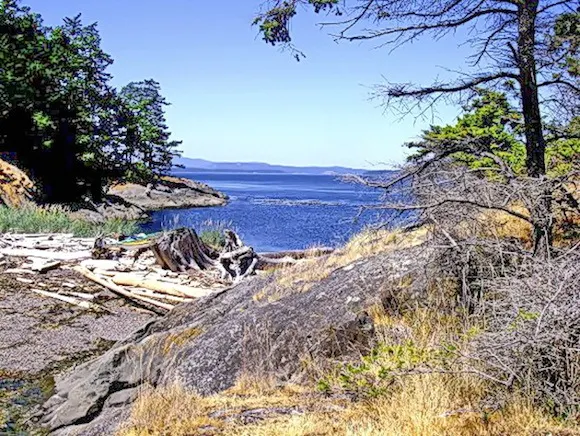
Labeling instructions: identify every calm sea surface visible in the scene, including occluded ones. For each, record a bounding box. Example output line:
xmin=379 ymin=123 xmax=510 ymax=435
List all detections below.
xmin=142 ymin=172 xmax=387 ymax=252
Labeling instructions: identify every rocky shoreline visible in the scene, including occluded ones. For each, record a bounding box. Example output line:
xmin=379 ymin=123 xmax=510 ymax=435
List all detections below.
xmin=70 ymin=176 xmax=229 ymax=224
xmin=1 ymin=158 xmax=228 ymax=223
xmin=0 ymin=264 xmax=155 ymax=433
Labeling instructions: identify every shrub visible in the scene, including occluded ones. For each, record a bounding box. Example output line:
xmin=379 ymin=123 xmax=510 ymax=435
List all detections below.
xmin=471 ymin=252 xmax=580 ymax=418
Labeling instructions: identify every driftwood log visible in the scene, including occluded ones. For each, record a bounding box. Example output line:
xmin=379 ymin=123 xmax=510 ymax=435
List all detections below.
xmin=74 ymin=266 xmax=174 ymax=314
xmin=150 ymin=228 xmax=297 ymax=284
xmin=111 ymin=273 xmax=214 ymax=299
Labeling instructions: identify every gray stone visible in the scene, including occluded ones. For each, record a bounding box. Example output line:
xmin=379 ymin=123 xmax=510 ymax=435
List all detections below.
xmin=38 ymin=247 xmax=425 ymax=435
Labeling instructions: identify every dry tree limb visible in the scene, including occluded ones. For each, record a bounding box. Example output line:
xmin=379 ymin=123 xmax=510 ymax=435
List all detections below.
xmin=0 ymin=248 xmax=92 ymax=261
xmin=111 ymin=273 xmax=214 ymax=299
xmin=74 ymin=266 xmax=174 ymax=313
xmin=31 ymin=288 xmax=104 ymax=312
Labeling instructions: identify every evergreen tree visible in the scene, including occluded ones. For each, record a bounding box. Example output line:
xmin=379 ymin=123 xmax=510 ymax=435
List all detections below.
xmin=409 ymin=89 xmax=578 ymax=178
xmin=119 ymin=80 xmax=182 ymax=183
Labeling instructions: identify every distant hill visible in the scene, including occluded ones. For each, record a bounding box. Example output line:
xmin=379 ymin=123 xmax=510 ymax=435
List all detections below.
xmin=173 ymin=157 xmax=368 ymax=175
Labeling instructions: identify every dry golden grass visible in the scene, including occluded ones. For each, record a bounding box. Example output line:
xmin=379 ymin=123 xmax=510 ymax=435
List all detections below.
xmin=119 ymin=373 xmax=576 ymax=436
xmin=254 ymin=227 xmax=428 ymax=301
xmin=119 ymin=378 xmax=319 ymax=436
xmin=232 ymin=375 xmax=573 ymax=436
xmin=474 ymin=209 xmax=533 ymax=245
xmin=368 ymin=298 xmax=464 ymax=348
xmin=465 ymin=205 xmax=579 ymax=248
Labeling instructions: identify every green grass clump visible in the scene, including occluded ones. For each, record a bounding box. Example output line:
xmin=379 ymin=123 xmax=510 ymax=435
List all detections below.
xmin=199 ymin=229 xmax=226 ymax=249
xmin=0 ymin=205 xmax=138 ymax=237
xmin=159 ymin=217 xmax=234 ymax=250
xmin=198 ymin=219 xmax=237 ymax=249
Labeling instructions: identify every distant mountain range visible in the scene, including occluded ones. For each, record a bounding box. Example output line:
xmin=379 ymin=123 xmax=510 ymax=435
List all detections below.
xmin=173 ymin=157 xmax=370 ymax=175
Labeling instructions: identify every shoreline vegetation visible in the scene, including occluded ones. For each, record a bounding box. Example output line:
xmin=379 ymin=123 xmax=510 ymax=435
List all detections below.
xmin=0 ymin=156 xmax=229 ymax=237
xmin=0 ymin=205 xmax=139 ymax=237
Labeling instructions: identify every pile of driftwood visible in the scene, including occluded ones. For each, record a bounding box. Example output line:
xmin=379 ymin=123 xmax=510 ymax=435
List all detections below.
xmin=0 ymin=228 xmax=331 ymax=315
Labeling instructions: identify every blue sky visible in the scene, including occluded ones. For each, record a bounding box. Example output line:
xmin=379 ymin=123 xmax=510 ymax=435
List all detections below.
xmin=26 ymin=0 xmax=469 ymax=169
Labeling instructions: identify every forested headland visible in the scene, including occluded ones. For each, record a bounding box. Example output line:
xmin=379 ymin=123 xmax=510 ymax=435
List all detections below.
xmin=0 ymin=0 xmax=181 ymax=205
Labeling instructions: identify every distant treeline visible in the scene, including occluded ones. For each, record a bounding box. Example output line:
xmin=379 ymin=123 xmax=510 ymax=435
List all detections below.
xmin=0 ymin=0 xmax=181 ymax=203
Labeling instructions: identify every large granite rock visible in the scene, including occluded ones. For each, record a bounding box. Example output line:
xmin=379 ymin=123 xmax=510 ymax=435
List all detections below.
xmin=38 ymin=247 xmax=424 ymax=435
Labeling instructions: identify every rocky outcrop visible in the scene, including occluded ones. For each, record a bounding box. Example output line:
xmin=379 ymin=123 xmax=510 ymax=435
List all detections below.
xmin=67 ymin=195 xmax=149 ymax=223
xmin=37 ymin=246 xmax=425 ymax=435
xmin=108 ymin=176 xmax=228 ymax=211
xmin=0 ymin=159 xmax=36 ymax=207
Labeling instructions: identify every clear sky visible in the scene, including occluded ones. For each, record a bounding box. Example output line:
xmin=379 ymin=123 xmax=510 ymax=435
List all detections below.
xmin=25 ymin=0 xmax=470 ymax=169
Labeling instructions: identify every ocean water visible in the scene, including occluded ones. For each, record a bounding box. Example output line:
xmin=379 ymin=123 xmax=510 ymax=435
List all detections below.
xmin=142 ymin=172 xmax=388 ymax=252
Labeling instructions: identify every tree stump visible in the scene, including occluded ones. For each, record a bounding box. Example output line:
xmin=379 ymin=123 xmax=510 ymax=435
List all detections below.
xmin=151 ymin=228 xmax=218 ymax=273
xmin=151 ymin=228 xmax=262 ymax=283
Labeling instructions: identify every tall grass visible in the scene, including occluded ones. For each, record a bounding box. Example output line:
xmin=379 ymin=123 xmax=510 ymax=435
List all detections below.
xmin=120 ymin=375 xmax=573 ymax=436
xmin=0 ymin=206 xmax=138 ymax=237
xmin=160 ymin=215 xmax=234 ymax=249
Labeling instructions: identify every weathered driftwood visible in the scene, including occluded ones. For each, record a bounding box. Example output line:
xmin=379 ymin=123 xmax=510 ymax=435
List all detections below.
xmin=31 ymin=260 xmax=61 ymax=273
xmin=31 ymin=288 xmax=101 ymax=311
xmin=129 ymin=289 xmax=190 ymax=303
xmin=80 ymin=259 xmax=121 ymax=271
xmin=151 ymin=228 xmax=218 ymax=273
xmin=92 ymin=269 xmax=118 ymax=277
xmin=149 ymin=228 xmax=324 ymax=284
xmin=74 ymin=266 xmax=174 ymax=313
xmin=4 ymin=268 xmax=37 ymax=275
xmin=150 ymin=228 xmax=262 ymax=283
xmin=111 ymin=273 xmax=214 ymax=299
xmin=0 ymin=248 xmax=92 ymax=261
xmin=62 ymin=291 xmax=97 ymax=301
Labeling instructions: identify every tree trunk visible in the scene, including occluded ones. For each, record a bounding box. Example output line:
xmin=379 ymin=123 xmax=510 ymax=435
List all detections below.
xmin=517 ymin=0 xmax=553 ymax=256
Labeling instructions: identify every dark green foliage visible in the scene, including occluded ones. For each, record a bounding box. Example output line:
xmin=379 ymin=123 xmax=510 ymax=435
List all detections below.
xmin=119 ymin=80 xmax=182 ymax=184
xmin=551 ymin=12 xmax=579 ymax=78
xmin=408 ymin=90 xmax=527 ymax=176
xmin=253 ymin=0 xmax=339 ymax=59
xmin=408 ymin=89 xmax=579 ymax=178
xmin=253 ymin=0 xmax=339 ymax=45
xmin=253 ymin=1 xmax=298 ymax=46
xmin=0 ymin=0 xmax=181 ymax=202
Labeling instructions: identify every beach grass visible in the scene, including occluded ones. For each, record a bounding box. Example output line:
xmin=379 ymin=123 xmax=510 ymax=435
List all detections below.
xmin=0 ymin=205 xmax=138 ymax=237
